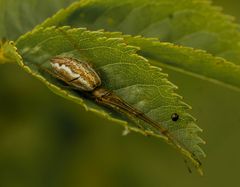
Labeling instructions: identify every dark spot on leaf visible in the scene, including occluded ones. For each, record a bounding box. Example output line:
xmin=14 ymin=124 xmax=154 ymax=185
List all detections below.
xmin=171 ymin=113 xmax=179 ymax=121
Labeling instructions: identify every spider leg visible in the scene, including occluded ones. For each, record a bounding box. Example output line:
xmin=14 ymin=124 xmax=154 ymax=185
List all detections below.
xmin=92 ymin=88 xmax=168 ymax=136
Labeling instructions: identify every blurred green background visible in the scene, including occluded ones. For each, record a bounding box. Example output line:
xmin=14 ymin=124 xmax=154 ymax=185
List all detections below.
xmin=1 ymin=0 xmax=240 ymax=187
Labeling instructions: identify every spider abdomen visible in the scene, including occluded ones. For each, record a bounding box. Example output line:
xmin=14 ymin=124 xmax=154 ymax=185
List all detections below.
xmin=50 ymin=57 xmax=101 ymax=91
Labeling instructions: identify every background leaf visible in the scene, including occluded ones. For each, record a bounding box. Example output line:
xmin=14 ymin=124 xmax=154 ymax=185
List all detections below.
xmin=55 ymin=0 xmax=240 ymax=64
xmin=35 ymin=0 xmax=240 ymax=90
xmin=0 ymin=0 xmax=76 ymax=39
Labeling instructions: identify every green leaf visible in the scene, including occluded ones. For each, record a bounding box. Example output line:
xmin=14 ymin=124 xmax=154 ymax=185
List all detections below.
xmin=124 ymin=36 xmax=240 ymax=91
xmin=15 ymin=26 xmax=205 ymax=173
xmin=45 ymin=0 xmax=240 ymax=64
xmin=36 ymin=0 xmax=240 ymax=90
xmin=0 ymin=0 xmax=76 ymax=40
xmin=0 ymin=39 xmax=20 ymax=64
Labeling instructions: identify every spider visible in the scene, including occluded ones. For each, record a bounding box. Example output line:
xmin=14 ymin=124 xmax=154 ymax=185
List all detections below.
xmin=40 ymin=56 xmax=180 ymax=137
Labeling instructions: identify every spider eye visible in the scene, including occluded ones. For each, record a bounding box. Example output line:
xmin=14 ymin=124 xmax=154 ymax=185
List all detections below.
xmin=171 ymin=113 xmax=179 ymax=122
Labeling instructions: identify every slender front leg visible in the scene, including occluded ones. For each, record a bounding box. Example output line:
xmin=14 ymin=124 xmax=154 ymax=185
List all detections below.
xmin=92 ymin=88 xmax=168 ymax=136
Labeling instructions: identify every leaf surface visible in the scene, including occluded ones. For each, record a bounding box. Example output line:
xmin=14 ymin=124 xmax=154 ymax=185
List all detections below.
xmin=15 ymin=26 xmax=205 ymax=173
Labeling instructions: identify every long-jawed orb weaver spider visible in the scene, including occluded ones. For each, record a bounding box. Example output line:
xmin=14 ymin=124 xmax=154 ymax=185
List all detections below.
xmin=46 ymin=56 xmax=178 ymax=136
